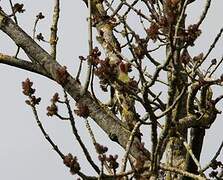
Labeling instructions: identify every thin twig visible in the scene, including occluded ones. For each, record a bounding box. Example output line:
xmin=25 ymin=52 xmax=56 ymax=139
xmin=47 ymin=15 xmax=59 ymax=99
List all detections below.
xmin=209 ymin=54 xmax=223 ymax=77
xmin=75 ymin=59 xmax=83 ymax=81
xmin=200 ymin=140 xmax=223 ymax=172
xmin=122 ymin=0 xmax=151 ymax=22
xmin=181 ymin=137 xmax=202 ymax=171
xmin=82 ymin=0 xmax=93 ymax=94
xmin=30 ymin=104 xmax=64 ymax=159
xmin=85 ymin=118 xmax=113 ymax=175
xmin=173 ymin=0 xmax=189 ymax=45
xmin=201 ymin=27 xmax=223 ymax=66
xmin=9 ymin=0 xmax=20 ymax=57
xmin=145 ymin=52 xmax=161 ymax=67
xmin=50 ymin=0 xmax=60 ymax=60
xmin=147 ymin=43 xmax=168 ymax=53
xmin=55 ymin=113 xmax=69 ymax=120
xmin=63 ymin=91 xmax=100 ymax=174
xmin=109 ymin=2 xmax=123 ymax=19
xmin=160 ymin=164 xmax=206 ymax=180
xmin=156 ymin=86 xmax=187 ymax=119
xmin=214 ymin=95 xmax=223 ymax=105
xmin=120 ymin=121 xmax=142 ymax=173
xmin=196 ymin=0 xmax=211 ymax=28
xmin=0 ymin=53 xmax=52 ymax=79
xmin=90 ymin=66 xmax=100 ymax=104
xmin=146 ymin=50 xmax=172 ymax=88
xmin=85 ymin=119 xmax=97 ymax=145
xmin=204 ymin=63 xmax=214 ymax=77
xmin=33 ymin=15 xmax=41 ymax=39
xmin=9 ymin=0 xmax=18 ymax=24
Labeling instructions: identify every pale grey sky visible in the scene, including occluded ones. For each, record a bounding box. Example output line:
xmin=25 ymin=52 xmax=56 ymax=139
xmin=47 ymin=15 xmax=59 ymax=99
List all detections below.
xmin=0 ymin=0 xmax=223 ymax=179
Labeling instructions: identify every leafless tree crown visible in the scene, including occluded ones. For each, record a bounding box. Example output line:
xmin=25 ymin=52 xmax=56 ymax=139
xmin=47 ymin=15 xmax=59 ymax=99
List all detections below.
xmin=1 ymin=0 xmax=223 ymax=179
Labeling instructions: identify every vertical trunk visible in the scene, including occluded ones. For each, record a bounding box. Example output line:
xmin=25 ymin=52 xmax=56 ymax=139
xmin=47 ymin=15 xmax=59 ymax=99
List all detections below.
xmin=165 ymin=58 xmax=188 ymax=180
xmin=183 ymin=128 xmax=205 ymax=180
xmin=164 ymin=1 xmax=188 ymax=179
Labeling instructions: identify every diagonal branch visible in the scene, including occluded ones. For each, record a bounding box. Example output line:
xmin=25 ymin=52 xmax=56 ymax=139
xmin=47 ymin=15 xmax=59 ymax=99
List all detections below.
xmin=0 ymin=10 xmax=147 ymax=160
xmin=120 ymin=121 xmax=142 ymax=173
xmin=196 ymin=0 xmax=211 ymax=28
xmin=29 ymin=102 xmax=64 ymax=159
xmin=0 ymin=53 xmax=52 ymax=78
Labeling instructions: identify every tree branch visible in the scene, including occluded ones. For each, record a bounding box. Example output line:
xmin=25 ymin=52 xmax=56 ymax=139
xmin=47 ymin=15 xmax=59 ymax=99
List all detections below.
xmin=0 ymin=10 xmax=147 ymax=160
xmin=0 ymin=53 xmax=52 ymax=78
xmin=50 ymin=0 xmax=60 ymax=60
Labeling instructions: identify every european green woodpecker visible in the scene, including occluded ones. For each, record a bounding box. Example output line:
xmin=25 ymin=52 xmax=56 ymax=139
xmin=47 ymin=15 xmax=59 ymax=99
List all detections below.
xmin=118 ymin=62 xmax=129 ymax=83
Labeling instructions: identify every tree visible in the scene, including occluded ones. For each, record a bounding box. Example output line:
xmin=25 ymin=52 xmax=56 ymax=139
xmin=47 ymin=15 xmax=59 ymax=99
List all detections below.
xmin=0 ymin=0 xmax=223 ymax=179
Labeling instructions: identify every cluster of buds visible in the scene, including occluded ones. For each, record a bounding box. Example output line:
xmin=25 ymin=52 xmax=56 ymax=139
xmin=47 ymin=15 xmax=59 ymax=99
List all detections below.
xmin=55 ymin=66 xmax=69 ymax=85
xmin=36 ymin=33 xmax=45 ymax=41
xmin=80 ymin=47 xmax=137 ymax=92
xmin=146 ymin=22 xmax=159 ymax=42
xmin=147 ymin=1 xmax=201 ymax=47
xmin=88 ymin=47 xmax=102 ymax=66
xmin=36 ymin=12 xmax=45 ymax=20
xmin=183 ymin=24 xmax=202 ymax=46
xmin=209 ymin=160 xmax=223 ymax=178
xmin=63 ymin=153 xmax=81 ymax=175
xmin=106 ymin=154 xmax=119 ymax=170
xmin=164 ymin=0 xmax=179 ymax=25
xmin=95 ymin=143 xmax=108 ymax=154
xmin=94 ymin=142 xmax=119 ymax=172
xmin=34 ymin=12 xmax=45 ymax=41
xmin=96 ymin=143 xmax=119 ymax=172
xmin=12 ymin=3 xmax=25 ymax=14
xmin=94 ymin=58 xmax=117 ymax=80
xmin=94 ymin=57 xmax=117 ymax=91
xmin=22 ymin=78 xmax=41 ymax=106
xmin=46 ymin=93 xmax=60 ymax=117
xmin=80 ymin=47 xmax=115 ymax=91
xmin=74 ymin=102 xmax=90 ymax=118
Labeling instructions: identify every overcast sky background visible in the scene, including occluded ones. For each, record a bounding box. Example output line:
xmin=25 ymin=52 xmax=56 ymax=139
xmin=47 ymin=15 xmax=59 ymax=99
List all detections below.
xmin=0 ymin=0 xmax=223 ymax=179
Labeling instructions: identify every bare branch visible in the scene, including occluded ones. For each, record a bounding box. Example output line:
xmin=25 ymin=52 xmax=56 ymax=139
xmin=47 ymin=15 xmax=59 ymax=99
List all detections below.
xmin=197 ymin=0 xmax=212 ymax=28
xmin=50 ymin=0 xmax=60 ymax=60
xmin=0 ymin=53 xmax=52 ymax=78
xmin=120 ymin=121 xmax=141 ymax=173
xmin=182 ymin=138 xmax=202 ymax=171
xmin=201 ymin=27 xmax=223 ymax=66
xmin=156 ymin=86 xmax=187 ymax=119
xmin=209 ymin=54 xmax=223 ymax=77
xmin=159 ymin=164 xmax=206 ymax=180
xmin=200 ymin=140 xmax=223 ymax=172
xmin=0 ymin=10 xmax=146 ymax=160
xmin=64 ymin=91 xmax=100 ymax=174
xmin=82 ymin=0 xmax=93 ymax=94
xmin=173 ymin=0 xmax=189 ymax=45
xmin=27 ymin=99 xmax=64 ymax=159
